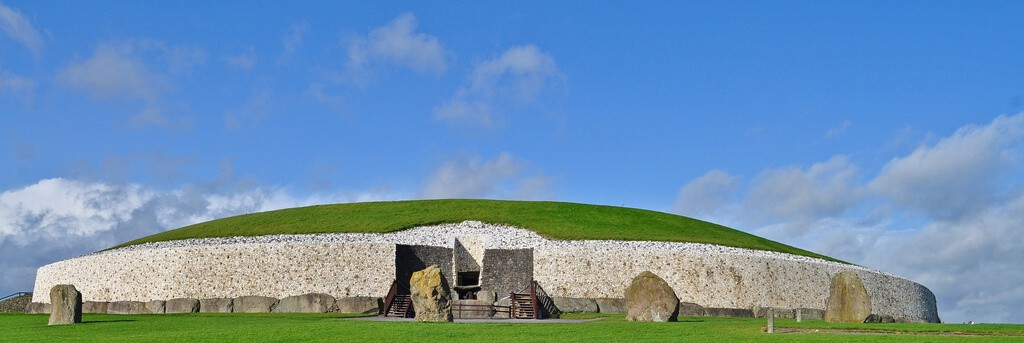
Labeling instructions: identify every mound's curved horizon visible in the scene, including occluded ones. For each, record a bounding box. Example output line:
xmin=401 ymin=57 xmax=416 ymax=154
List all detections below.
xmin=32 ymin=199 xmax=940 ymax=322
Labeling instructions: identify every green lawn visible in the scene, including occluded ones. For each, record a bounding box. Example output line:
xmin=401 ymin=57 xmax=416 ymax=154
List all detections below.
xmin=3 ymin=313 xmax=1020 ymax=342
xmin=112 ymin=199 xmax=839 ymax=262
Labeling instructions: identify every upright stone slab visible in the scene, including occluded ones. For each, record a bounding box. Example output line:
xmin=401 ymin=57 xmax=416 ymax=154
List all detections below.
xmin=624 ymin=271 xmax=679 ymax=322
xmin=273 ymin=293 xmax=337 ymax=313
xmin=200 ymin=298 xmax=234 ymax=313
xmin=825 ymin=271 xmax=872 ymax=323
xmin=409 ymin=264 xmax=453 ymax=322
xmin=165 ymin=298 xmax=200 ymax=313
xmin=234 ymin=296 xmax=279 ymax=313
xmin=48 ymin=284 xmax=82 ymax=325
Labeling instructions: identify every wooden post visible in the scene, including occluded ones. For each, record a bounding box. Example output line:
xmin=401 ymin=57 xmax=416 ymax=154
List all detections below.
xmin=766 ymin=307 xmax=775 ymax=333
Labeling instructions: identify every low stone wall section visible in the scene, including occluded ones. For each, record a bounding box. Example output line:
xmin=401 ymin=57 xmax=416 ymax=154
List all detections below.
xmin=32 ymin=221 xmax=938 ymax=322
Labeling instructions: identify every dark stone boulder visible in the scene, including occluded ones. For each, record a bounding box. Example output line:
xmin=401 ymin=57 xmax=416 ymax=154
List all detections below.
xmin=200 ymin=298 xmax=234 ymax=313
xmin=233 ymin=296 xmax=279 ymax=313
xmin=335 ymin=296 xmax=380 ymax=314
xmin=48 ymin=284 xmax=82 ymax=325
xmin=624 ymin=271 xmax=679 ymax=322
xmin=551 ymin=297 xmax=598 ymax=313
xmin=825 ymin=271 xmax=872 ymax=323
xmin=273 ymin=293 xmax=337 ymax=313
xmin=165 ymin=298 xmax=200 ymax=313
xmin=408 ymin=265 xmax=453 ymax=322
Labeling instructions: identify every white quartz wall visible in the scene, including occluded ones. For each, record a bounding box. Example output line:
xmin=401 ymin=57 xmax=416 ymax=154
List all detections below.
xmin=31 ymin=221 xmax=937 ymax=322
xmin=33 ymin=242 xmax=394 ymax=303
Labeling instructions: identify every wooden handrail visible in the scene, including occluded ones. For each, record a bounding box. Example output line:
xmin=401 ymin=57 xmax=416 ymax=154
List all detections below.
xmin=381 ymin=280 xmax=398 ymax=316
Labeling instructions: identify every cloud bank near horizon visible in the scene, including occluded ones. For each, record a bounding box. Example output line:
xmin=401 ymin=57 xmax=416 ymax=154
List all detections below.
xmin=674 ymin=113 xmax=1024 ymax=324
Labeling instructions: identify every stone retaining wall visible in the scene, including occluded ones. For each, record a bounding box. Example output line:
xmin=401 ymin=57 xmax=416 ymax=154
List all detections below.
xmin=32 ymin=221 xmax=939 ymax=322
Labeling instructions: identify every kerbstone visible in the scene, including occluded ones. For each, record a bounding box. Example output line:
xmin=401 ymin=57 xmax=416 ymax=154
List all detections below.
xmin=551 ymin=297 xmax=598 ymax=313
xmin=146 ymin=300 xmax=165 ymax=314
xmin=26 ymin=302 xmax=51 ymax=314
xmin=335 ymin=296 xmax=380 ymax=314
xmin=48 ymin=284 xmax=81 ymax=325
xmin=825 ymin=271 xmax=872 ymax=323
xmin=409 ymin=265 xmax=452 ymax=322
xmin=200 ymin=298 xmax=233 ymax=313
xmin=165 ymin=298 xmax=200 ymax=313
xmin=108 ymin=301 xmax=150 ymax=314
xmin=595 ymin=298 xmax=626 ymax=314
xmin=273 ymin=293 xmax=337 ymax=313
xmin=234 ymin=296 xmax=278 ymax=313
xmin=624 ymin=271 xmax=678 ymax=322
xmin=678 ymin=302 xmax=705 ymax=317
xmin=82 ymin=301 xmax=108 ymax=314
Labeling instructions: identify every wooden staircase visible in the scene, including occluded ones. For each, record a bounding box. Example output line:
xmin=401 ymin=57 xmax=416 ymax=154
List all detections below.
xmin=509 ymin=280 xmax=539 ymax=319
xmin=381 ymin=280 xmax=414 ymax=318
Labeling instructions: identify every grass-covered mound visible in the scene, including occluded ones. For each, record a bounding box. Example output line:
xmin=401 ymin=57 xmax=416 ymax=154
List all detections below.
xmin=113 ymin=199 xmax=838 ymax=262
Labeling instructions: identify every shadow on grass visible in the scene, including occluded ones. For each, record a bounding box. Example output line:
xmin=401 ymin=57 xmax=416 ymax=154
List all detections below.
xmin=79 ymin=319 xmax=136 ymax=324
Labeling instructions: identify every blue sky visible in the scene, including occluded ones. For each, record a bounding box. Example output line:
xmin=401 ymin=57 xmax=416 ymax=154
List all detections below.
xmin=2 ymin=1 xmax=1023 ymax=323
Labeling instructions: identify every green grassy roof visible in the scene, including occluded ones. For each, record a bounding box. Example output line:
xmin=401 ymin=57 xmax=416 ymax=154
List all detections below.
xmin=112 ymin=199 xmax=841 ymax=262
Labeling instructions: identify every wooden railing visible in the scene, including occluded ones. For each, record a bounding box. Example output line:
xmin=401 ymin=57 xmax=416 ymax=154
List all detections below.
xmin=381 ymin=280 xmax=413 ymax=318
xmin=509 ymin=280 xmax=540 ymax=319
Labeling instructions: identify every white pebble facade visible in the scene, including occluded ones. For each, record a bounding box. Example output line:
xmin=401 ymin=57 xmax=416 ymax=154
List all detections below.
xmin=32 ymin=221 xmax=939 ymax=322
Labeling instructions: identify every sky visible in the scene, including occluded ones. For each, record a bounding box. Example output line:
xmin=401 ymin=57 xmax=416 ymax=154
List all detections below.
xmin=1 ymin=1 xmax=1023 ymax=323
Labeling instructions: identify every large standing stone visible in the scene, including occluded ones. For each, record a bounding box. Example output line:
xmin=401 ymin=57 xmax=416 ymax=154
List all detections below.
xmin=165 ymin=298 xmax=200 ymax=313
xmin=233 ymin=296 xmax=279 ymax=313
xmin=825 ymin=270 xmax=872 ymax=323
xmin=624 ymin=271 xmax=679 ymax=322
xmin=409 ymin=265 xmax=453 ymax=322
xmin=273 ymin=293 xmax=337 ymax=313
xmin=48 ymin=284 xmax=82 ymax=325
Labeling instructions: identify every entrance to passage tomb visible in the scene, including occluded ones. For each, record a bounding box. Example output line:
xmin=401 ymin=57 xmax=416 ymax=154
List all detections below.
xmin=391 ymin=239 xmax=534 ymax=301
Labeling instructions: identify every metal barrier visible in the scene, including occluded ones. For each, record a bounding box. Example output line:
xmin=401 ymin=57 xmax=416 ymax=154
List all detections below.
xmin=0 ymin=292 xmax=32 ymax=302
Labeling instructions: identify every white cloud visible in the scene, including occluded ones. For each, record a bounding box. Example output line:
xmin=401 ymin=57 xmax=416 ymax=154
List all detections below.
xmin=279 ymin=22 xmax=307 ymax=63
xmin=224 ymin=88 xmax=273 ymax=130
xmin=0 ymin=177 xmax=399 ymax=297
xmin=346 ymin=12 xmax=448 ymax=76
xmin=744 ymin=155 xmax=861 ymax=227
xmin=434 ymin=45 xmax=563 ymax=127
xmin=225 ymin=50 xmax=258 ymax=71
xmin=673 ymin=169 xmax=740 ymax=218
xmin=0 ymin=4 xmax=43 ymax=57
xmin=826 ymin=120 xmax=851 ymax=138
xmin=0 ymin=69 xmax=33 ymax=94
xmin=870 ymin=114 xmax=1024 ymax=221
xmin=419 ymin=152 xmax=554 ymax=200
xmin=57 ymin=40 xmax=204 ymax=129
xmin=673 ymin=113 xmax=1024 ymax=324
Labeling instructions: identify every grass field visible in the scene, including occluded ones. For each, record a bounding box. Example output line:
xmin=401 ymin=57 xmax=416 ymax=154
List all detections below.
xmin=112 ymin=199 xmax=839 ymax=262
xmin=3 ymin=313 xmax=1021 ymax=342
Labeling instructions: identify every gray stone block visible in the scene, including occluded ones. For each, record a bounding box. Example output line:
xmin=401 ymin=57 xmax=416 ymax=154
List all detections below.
xmin=678 ymin=302 xmax=705 ymax=317
xmin=108 ymin=301 xmax=151 ymax=314
xmin=796 ymin=308 xmax=825 ymax=321
xmin=146 ymin=300 xmax=165 ymax=314
xmin=703 ymin=307 xmax=753 ymax=318
xmin=233 ymin=296 xmax=278 ymax=313
xmin=551 ymin=297 xmax=598 ymax=313
xmin=595 ymin=298 xmax=626 ymax=314
xmin=200 ymin=298 xmax=233 ymax=313
xmin=165 ymin=298 xmax=200 ymax=313
xmin=26 ymin=302 xmax=51 ymax=314
xmin=335 ymin=296 xmax=380 ymax=314
xmin=273 ymin=293 xmax=337 ymax=313
xmin=82 ymin=301 xmax=108 ymax=314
